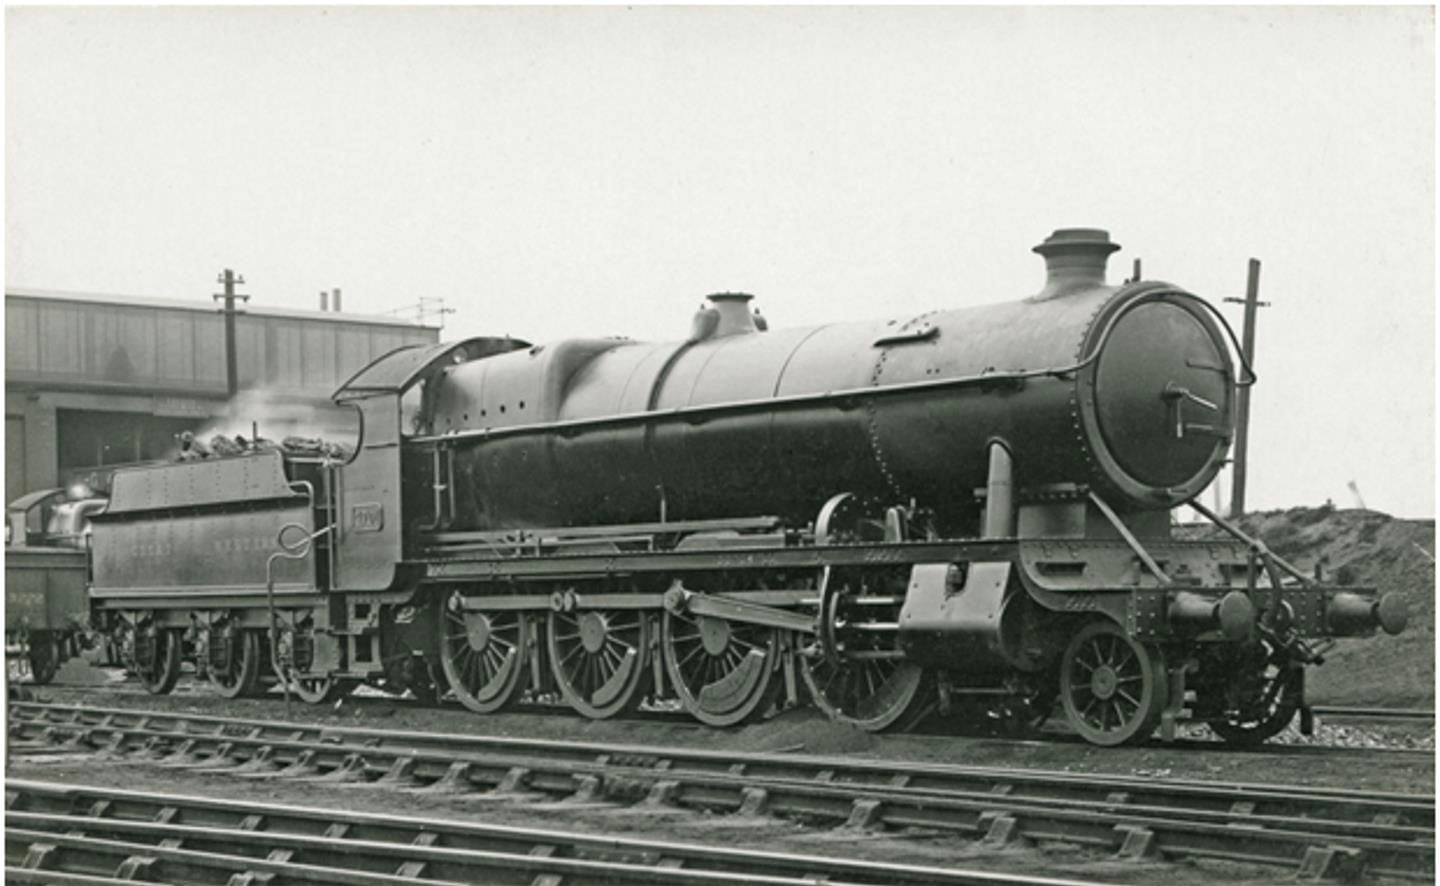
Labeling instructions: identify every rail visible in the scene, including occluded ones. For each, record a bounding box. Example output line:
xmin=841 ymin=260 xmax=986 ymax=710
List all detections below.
xmin=1310 ymin=705 xmax=1435 ymax=724
xmin=6 ymin=779 xmax=1100 ymax=886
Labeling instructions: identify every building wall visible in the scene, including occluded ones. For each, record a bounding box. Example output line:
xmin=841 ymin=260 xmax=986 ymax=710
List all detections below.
xmin=6 ymin=291 xmax=435 ymax=398
xmin=5 ymin=393 xmax=56 ymax=503
xmin=5 ymin=290 xmax=439 ymax=500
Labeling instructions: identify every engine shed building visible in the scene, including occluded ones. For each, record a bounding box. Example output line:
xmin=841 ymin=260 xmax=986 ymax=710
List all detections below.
xmin=5 ymin=287 xmax=439 ymax=504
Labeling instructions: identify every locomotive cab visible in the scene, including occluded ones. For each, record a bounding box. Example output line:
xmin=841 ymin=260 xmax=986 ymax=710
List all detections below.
xmin=330 ymin=336 xmax=529 ymax=590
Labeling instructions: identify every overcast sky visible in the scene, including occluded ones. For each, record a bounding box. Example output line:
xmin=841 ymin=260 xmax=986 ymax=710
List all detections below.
xmin=6 ymin=6 xmax=1434 ymax=517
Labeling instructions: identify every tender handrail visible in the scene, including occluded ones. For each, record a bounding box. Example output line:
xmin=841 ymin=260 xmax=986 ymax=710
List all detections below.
xmin=266 ymin=522 xmax=334 ymax=716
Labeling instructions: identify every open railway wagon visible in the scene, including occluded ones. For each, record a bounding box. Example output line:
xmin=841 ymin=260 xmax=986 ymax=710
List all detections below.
xmin=87 ymin=228 xmax=1407 ymax=746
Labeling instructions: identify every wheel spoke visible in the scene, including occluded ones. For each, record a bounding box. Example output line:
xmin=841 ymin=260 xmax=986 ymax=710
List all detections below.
xmin=677 ymin=644 xmax=706 ymax=670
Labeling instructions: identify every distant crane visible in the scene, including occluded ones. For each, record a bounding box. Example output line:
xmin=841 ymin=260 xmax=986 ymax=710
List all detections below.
xmin=1347 ymin=480 xmax=1367 ymax=511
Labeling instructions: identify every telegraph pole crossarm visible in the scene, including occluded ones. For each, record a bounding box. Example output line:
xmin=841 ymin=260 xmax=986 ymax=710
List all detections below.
xmin=1223 ymin=259 xmax=1271 ymax=518
xmin=386 ymin=296 xmax=456 ymax=329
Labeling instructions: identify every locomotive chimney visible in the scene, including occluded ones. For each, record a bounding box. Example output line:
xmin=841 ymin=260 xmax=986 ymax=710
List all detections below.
xmin=704 ymin=292 xmax=759 ymax=337
xmin=1032 ymin=228 xmax=1121 ymax=299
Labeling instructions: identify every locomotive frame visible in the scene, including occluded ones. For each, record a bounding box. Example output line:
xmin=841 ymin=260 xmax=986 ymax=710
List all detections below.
xmin=67 ymin=229 xmax=1406 ymax=747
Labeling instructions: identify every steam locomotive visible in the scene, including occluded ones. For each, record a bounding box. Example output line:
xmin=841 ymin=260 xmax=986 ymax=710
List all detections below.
xmin=51 ymin=228 xmax=1408 ymax=746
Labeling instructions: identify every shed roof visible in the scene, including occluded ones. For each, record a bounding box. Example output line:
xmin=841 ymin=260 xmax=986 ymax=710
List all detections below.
xmin=6 ymin=286 xmax=440 ymax=331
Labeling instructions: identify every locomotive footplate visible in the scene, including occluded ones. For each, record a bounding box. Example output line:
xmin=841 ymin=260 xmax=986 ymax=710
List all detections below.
xmin=420 ymin=538 xmax=1018 ymax=581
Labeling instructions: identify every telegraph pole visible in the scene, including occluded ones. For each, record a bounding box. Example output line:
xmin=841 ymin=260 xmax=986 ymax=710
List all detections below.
xmin=213 ymin=269 xmax=250 ymax=397
xmin=1223 ymin=259 xmax=1269 ymax=517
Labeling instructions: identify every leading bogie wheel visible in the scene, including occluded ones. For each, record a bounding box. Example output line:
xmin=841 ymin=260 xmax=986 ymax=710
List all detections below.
xmin=1059 ymin=620 xmax=1166 ymax=747
xmin=547 ymin=608 xmax=650 ymax=719
xmin=438 ymin=593 xmax=531 ymax=714
xmin=661 ymin=610 xmax=780 ymax=727
xmin=1205 ymin=640 xmax=1302 ymax=746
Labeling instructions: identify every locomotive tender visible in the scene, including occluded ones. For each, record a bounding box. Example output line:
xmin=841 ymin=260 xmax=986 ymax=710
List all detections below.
xmin=5 ymin=488 xmax=101 ymax=684
xmin=82 ymin=228 xmax=1406 ymax=746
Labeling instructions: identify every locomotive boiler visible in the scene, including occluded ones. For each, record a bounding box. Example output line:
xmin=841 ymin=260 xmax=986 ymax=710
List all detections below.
xmin=80 ymin=228 xmax=1407 ymax=747
xmin=422 ymin=229 xmax=1232 ymax=535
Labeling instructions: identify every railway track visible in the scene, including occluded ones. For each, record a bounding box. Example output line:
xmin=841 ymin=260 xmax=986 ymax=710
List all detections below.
xmin=9 ymin=700 xmax=1434 ymax=881
xmin=1310 ymin=705 xmax=1435 ymax=724
xmin=4 ymin=779 xmax=1098 ymax=886
xmin=23 ymin=678 xmax=1437 ymax=756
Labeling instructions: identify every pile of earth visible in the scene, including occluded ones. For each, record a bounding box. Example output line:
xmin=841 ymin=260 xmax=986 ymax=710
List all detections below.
xmin=1178 ymin=506 xmax=1434 ymax=708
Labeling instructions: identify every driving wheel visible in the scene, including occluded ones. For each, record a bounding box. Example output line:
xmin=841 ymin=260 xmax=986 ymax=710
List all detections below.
xmin=662 ymin=610 xmax=780 ymax=726
xmin=439 ymin=593 xmax=530 ymax=714
xmin=547 ymin=608 xmax=650 ymax=719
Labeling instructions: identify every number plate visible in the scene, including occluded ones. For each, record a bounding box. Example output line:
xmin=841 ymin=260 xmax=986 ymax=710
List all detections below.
xmin=350 ymin=503 xmax=384 ymax=533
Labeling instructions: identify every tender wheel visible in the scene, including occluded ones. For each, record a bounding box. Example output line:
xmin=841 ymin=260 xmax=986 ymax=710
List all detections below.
xmin=1204 ymin=640 xmax=1302 ymax=746
xmin=439 ymin=593 xmax=530 ymax=713
xmin=273 ymin=620 xmax=350 ymax=705
xmin=126 ymin=622 xmax=181 ymax=695
xmin=208 ymin=626 xmax=261 ymax=699
xmin=26 ymin=631 xmax=59 ymax=685
xmin=547 ymin=608 xmax=650 ymax=719
xmin=1059 ymin=620 xmax=1166 ymax=746
xmin=662 ymin=611 xmax=780 ymax=727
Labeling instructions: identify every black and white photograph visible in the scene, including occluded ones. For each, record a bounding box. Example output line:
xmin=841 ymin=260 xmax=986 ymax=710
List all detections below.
xmin=4 ymin=5 xmax=1434 ymax=884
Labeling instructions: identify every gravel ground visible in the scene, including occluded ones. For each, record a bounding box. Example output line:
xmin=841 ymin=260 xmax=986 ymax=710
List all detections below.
xmin=7 ymin=670 xmax=1431 ymax=886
